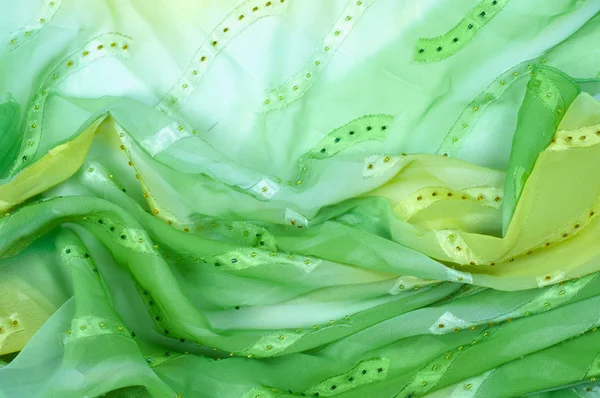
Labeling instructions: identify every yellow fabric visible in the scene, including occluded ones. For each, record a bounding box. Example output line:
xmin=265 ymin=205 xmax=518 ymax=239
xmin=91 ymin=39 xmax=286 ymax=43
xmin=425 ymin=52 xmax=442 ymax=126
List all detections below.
xmin=0 ymin=262 xmax=66 ymax=355
xmin=367 ymin=93 xmax=600 ymax=290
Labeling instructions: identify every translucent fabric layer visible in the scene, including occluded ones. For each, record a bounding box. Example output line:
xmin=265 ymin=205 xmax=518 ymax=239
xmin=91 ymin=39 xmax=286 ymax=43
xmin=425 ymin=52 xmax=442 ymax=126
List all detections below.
xmin=1 ymin=1 xmax=600 ymax=397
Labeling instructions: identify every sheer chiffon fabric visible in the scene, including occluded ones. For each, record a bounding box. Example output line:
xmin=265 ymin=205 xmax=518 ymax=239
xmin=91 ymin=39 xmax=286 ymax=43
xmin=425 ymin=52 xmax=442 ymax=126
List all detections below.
xmin=1 ymin=1 xmax=600 ymax=397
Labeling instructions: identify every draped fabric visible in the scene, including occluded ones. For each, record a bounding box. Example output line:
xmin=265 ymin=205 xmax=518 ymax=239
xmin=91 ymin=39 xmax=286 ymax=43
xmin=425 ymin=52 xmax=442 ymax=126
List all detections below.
xmin=1 ymin=0 xmax=600 ymax=397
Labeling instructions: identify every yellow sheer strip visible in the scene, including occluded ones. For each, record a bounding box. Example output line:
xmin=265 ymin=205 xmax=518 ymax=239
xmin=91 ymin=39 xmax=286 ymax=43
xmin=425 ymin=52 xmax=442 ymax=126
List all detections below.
xmin=0 ymin=116 xmax=107 ymax=213
xmin=2 ymin=94 xmax=599 ymax=296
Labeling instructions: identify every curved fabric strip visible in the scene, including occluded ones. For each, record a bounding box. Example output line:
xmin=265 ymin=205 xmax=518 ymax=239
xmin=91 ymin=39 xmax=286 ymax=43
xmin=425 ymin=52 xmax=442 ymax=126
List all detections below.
xmin=292 ymin=114 xmax=393 ymax=187
xmin=305 ymin=358 xmax=390 ymax=397
xmin=5 ymin=0 xmax=63 ymax=53
xmin=204 ymin=248 xmax=320 ymax=272
xmin=262 ymin=0 xmax=375 ymax=112
xmin=437 ymin=56 xmax=545 ymax=157
xmin=106 ymin=105 xmax=275 ymax=203
xmin=155 ymin=0 xmax=290 ymax=114
xmin=414 ymin=0 xmax=509 ymax=62
xmin=0 ymin=313 xmax=25 ymax=354
xmin=11 ymin=32 xmax=131 ymax=174
xmin=9 ymin=90 xmax=598 ymax=292
xmin=3 ymin=2 xmax=600 ymax=397
xmin=53 ymin=230 xmax=176 ymax=397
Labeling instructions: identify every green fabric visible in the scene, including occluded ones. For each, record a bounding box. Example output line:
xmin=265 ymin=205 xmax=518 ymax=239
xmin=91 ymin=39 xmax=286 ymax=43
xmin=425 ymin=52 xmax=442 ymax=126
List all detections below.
xmin=414 ymin=0 xmax=510 ymax=62
xmin=501 ymin=66 xmax=580 ymax=233
xmin=1 ymin=1 xmax=600 ymax=397
xmin=0 ymin=96 xmax=20 ymax=178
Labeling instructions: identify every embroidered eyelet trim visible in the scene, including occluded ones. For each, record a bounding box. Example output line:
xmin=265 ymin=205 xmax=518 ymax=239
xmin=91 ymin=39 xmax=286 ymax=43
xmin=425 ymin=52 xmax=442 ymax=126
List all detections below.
xmin=445 ymin=268 xmax=474 ymax=285
xmin=241 ymin=330 xmax=306 ymax=358
xmin=195 ymin=220 xmax=278 ymax=251
xmin=140 ymin=123 xmax=195 ymax=157
xmin=395 ymin=186 xmax=503 ymax=221
xmin=437 ymin=56 xmax=545 ymax=157
xmin=84 ymin=162 xmax=134 ymax=203
xmin=447 ymin=370 xmax=495 ymax=397
xmin=547 ymin=123 xmax=600 ymax=151
xmin=529 ymin=68 xmax=565 ymax=117
xmin=498 ymin=205 xmax=599 ymax=267
xmin=138 ymin=286 xmax=167 ymax=334
xmin=136 ymin=285 xmax=192 ymax=343
xmin=81 ymin=161 xmax=114 ymax=187
xmin=13 ymin=32 xmax=131 ymax=173
xmin=535 ymin=270 xmax=566 ymax=288
xmin=84 ymin=161 xmax=279 ymax=251
xmin=204 ymin=248 xmax=320 ymax=273
xmin=244 ymin=358 xmax=389 ymax=397
xmin=389 ymin=276 xmax=440 ymax=295
xmin=284 ymin=208 xmax=309 ymax=228
xmin=306 ymin=358 xmax=390 ymax=397
xmin=495 ymin=273 xmax=596 ymax=319
xmin=110 ymin=126 xmax=189 ymax=228
xmin=249 ymin=177 xmax=281 ymax=200
xmin=6 ymin=0 xmax=63 ymax=52
xmin=63 ymin=316 xmax=131 ymax=344
xmin=262 ymin=0 xmax=374 ymax=112
xmin=82 ymin=160 xmax=153 ymax=217
xmin=142 ymin=287 xmax=357 ymax=360
xmin=430 ymin=311 xmax=473 ymax=335
xmin=437 ymin=275 xmax=598 ymax=337
xmin=434 ymin=230 xmax=486 ymax=266
xmin=292 ymin=114 xmax=393 ymax=187
xmin=80 ymin=215 xmax=157 ymax=256
xmin=414 ymin=0 xmax=510 ymax=62
xmin=116 ymin=120 xmax=268 ymax=206
xmin=434 ymin=206 xmax=598 ymax=268
xmin=240 ymin=316 xmax=355 ymax=360
xmin=362 ymin=153 xmax=406 ymax=178
xmin=502 ymin=66 xmax=575 ymax=230
xmin=61 ymin=244 xmax=100 ymax=274
xmin=0 ymin=313 xmax=24 ymax=351
xmin=155 ymin=0 xmax=290 ymax=114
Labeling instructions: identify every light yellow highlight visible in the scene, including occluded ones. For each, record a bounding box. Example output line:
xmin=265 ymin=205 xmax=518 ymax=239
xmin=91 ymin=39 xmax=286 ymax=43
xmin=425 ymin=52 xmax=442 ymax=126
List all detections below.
xmin=0 ymin=116 xmax=107 ymax=213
